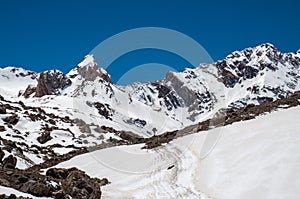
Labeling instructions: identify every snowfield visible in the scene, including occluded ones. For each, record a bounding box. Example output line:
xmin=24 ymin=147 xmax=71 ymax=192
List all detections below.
xmin=56 ymin=106 xmax=300 ymax=199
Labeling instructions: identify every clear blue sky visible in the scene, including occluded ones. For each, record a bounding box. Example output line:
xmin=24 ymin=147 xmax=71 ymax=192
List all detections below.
xmin=0 ymin=0 xmax=299 ymax=81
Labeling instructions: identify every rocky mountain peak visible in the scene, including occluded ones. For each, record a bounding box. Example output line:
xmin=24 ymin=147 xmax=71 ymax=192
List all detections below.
xmin=215 ymin=43 xmax=292 ymax=88
xmin=72 ymin=54 xmax=112 ymax=83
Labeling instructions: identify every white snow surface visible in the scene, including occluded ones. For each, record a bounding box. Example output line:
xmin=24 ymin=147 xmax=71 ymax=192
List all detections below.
xmin=56 ymin=106 xmax=300 ymax=199
xmin=0 ymin=67 xmax=37 ymax=98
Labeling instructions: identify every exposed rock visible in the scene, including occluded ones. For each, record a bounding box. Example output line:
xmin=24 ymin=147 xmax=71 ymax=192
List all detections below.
xmin=98 ymin=178 xmax=110 ymax=187
xmin=133 ymin=119 xmax=146 ymax=127
xmin=35 ymin=70 xmax=71 ymax=97
xmin=9 ymin=67 xmax=37 ymax=80
xmin=37 ymin=131 xmax=52 ymax=144
xmin=94 ymin=102 xmax=113 ymax=120
xmin=79 ymin=125 xmax=91 ymax=133
xmin=0 ymin=178 xmax=10 ymax=186
xmin=3 ymin=114 xmax=19 ymax=125
xmin=76 ymin=55 xmax=112 ymax=83
xmin=0 ymin=194 xmax=29 ymax=199
xmin=0 ymin=126 xmax=5 ymax=132
xmin=23 ymin=85 xmax=36 ymax=98
xmin=46 ymin=168 xmax=69 ymax=179
xmin=100 ymin=73 xmax=112 ymax=84
xmin=142 ymin=131 xmax=177 ymax=149
xmin=151 ymin=82 xmax=181 ymax=111
xmin=0 ymin=105 xmax=6 ymax=114
xmin=74 ymin=118 xmax=86 ymax=126
xmin=61 ymin=168 xmax=103 ymax=199
xmin=52 ymin=190 xmax=67 ymax=199
xmin=214 ymin=43 xmax=294 ymax=88
xmin=124 ymin=118 xmax=147 ymax=128
xmin=2 ymin=155 xmax=17 ymax=169
xmin=5 ymin=170 xmax=14 ymax=175
xmin=0 ymin=148 xmax=5 ymax=162
xmin=48 ymin=119 xmax=56 ymax=125
xmin=20 ymin=180 xmax=52 ymax=197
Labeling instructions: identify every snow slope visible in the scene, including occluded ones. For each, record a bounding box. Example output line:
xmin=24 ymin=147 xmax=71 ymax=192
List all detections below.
xmin=56 ymin=106 xmax=300 ymax=199
xmin=0 ymin=67 xmax=37 ymax=98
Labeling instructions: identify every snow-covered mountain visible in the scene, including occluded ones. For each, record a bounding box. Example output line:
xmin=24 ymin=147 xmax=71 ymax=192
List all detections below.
xmin=1 ymin=43 xmax=300 ymax=137
xmin=0 ymin=43 xmax=300 ymax=198
xmin=0 ymin=43 xmax=299 ymax=168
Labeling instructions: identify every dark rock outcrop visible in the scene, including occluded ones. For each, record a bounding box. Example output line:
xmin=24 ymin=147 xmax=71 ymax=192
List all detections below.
xmin=20 ymin=181 xmax=52 ymax=197
xmin=215 ymin=43 xmax=296 ymax=88
xmin=3 ymin=114 xmax=19 ymax=125
xmin=0 ymin=155 xmax=108 ymax=199
xmin=0 ymin=148 xmax=5 ymax=163
xmin=61 ymin=168 xmax=105 ymax=199
xmin=35 ymin=70 xmax=71 ymax=97
xmin=46 ymin=168 xmax=69 ymax=179
xmin=94 ymin=102 xmax=113 ymax=120
xmin=37 ymin=131 xmax=52 ymax=144
xmin=23 ymin=85 xmax=36 ymax=98
xmin=46 ymin=167 xmax=109 ymax=199
xmin=2 ymin=155 xmax=17 ymax=169
xmin=0 ymin=126 xmax=5 ymax=132
xmin=0 ymin=105 xmax=6 ymax=114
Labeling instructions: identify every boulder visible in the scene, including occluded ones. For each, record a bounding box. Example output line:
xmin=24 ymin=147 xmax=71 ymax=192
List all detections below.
xmin=37 ymin=131 xmax=52 ymax=144
xmin=3 ymin=114 xmax=19 ymax=125
xmin=0 ymin=105 xmax=6 ymax=114
xmin=0 ymin=126 xmax=5 ymax=132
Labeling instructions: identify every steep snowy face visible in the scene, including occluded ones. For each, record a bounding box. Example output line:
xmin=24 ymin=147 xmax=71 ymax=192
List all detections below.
xmin=164 ymin=70 xmax=215 ymax=117
xmin=124 ymin=68 xmax=216 ymax=123
xmin=0 ymin=67 xmax=37 ymax=98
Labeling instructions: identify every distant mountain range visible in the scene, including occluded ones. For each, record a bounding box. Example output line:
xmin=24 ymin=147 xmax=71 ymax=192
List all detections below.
xmin=1 ymin=43 xmax=299 ymax=137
